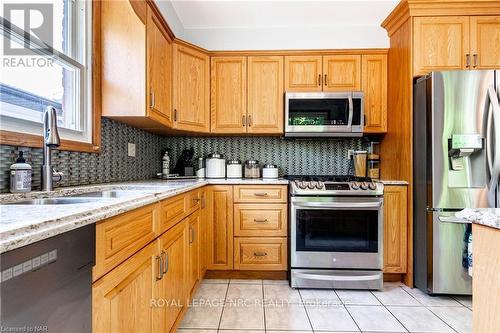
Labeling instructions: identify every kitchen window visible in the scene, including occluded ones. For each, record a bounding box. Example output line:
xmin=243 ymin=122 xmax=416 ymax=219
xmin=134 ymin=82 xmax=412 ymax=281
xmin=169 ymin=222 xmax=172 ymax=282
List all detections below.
xmin=0 ymin=0 xmax=94 ymax=147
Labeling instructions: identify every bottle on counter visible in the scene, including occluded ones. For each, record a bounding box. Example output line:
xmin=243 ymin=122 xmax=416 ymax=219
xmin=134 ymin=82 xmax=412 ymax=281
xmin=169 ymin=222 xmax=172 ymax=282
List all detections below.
xmin=10 ymin=151 xmax=32 ymax=193
xmin=162 ymin=150 xmax=170 ymax=178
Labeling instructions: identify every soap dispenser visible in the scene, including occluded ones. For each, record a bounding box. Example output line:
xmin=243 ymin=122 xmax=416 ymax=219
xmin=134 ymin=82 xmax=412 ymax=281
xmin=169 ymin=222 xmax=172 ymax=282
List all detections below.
xmin=10 ymin=151 xmax=32 ymax=193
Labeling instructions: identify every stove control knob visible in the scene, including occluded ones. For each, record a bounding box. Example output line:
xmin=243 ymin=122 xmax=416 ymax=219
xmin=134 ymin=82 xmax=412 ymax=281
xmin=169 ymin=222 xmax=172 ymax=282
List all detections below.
xmin=360 ymin=182 xmax=369 ymax=190
xmin=298 ymin=181 xmax=307 ymax=189
xmin=351 ymin=182 xmax=360 ymax=190
xmin=308 ymin=181 xmax=317 ymax=189
xmin=316 ymin=182 xmax=324 ymax=190
xmin=368 ymin=182 xmax=377 ymax=190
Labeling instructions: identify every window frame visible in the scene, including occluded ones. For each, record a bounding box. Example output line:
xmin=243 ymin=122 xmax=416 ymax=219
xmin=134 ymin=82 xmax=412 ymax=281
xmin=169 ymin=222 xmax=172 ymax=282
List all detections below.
xmin=0 ymin=0 xmax=101 ymax=153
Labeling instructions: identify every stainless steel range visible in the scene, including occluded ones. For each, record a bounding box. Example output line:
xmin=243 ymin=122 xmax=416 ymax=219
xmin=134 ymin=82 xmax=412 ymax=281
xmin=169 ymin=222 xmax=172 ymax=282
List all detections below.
xmin=287 ymin=175 xmax=384 ymax=290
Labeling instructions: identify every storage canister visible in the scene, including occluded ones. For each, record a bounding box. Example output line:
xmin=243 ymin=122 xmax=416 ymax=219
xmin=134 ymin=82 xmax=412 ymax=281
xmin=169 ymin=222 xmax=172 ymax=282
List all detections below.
xmin=205 ymin=153 xmax=226 ymax=178
xmin=226 ymin=160 xmax=242 ymax=178
xmin=244 ymin=160 xmax=260 ymax=178
xmin=262 ymin=164 xmax=279 ymax=179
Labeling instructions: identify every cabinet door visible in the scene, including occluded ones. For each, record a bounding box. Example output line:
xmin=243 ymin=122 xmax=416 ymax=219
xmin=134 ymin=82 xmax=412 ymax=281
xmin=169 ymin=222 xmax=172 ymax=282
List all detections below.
xmin=414 ymin=17 xmax=470 ymax=76
xmin=247 ymin=56 xmax=284 ymax=134
xmin=210 ymin=57 xmax=247 ymax=133
xmin=173 ymin=44 xmax=210 ymax=132
xmin=383 ymin=186 xmax=408 ymax=274
xmin=208 ymin=186 xmax=234 ymax=270
xmin=362 ymin=55 xmax=387 ymax=133
xmin=470 ymin=16 xmax=500 ymax=69
xmin=284 ymin=56 xmax=323 ymax=92
xmin=156 ymin=220 xmax=188 ymax=333
xmin=93 ymin=242 xmax=156 ymax=333
xmin=147 ymin=6 xmax=173 ymax=127
xmin=199 ymin=189 xmax=211 ymax=276
xmin=322 ymin=55 xmax=361 ymax=91
xmin=188 ymin=211 xmax=201 ymax=293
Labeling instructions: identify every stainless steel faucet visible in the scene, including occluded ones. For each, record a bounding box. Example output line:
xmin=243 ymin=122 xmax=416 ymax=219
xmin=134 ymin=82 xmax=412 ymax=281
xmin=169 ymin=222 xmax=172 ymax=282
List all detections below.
xmin=42 ymin=106 xmax=64 ymax=191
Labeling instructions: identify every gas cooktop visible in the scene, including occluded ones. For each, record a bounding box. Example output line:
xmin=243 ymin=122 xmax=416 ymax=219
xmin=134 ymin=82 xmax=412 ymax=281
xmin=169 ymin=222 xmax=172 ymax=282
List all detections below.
xmin=285 ymin=175 xmax=384 ymax=196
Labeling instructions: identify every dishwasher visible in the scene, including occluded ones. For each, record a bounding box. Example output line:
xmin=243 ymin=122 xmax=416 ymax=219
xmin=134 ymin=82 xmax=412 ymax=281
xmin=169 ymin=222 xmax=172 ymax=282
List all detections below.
xmin=0 ymin=224 xmax=95 ymax=332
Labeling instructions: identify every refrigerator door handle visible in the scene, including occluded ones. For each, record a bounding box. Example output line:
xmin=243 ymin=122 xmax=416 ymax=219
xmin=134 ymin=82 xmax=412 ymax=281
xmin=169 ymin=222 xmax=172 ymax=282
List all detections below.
xmin=485 ymin=86 xmax=500 ymax=207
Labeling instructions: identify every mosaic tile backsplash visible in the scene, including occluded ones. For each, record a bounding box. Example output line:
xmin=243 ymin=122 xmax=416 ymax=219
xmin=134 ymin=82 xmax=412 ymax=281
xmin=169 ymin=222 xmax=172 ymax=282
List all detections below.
xmin=0 ymin=118 xmax=168 ymax=192
xmin=164 ymin=137 xmax=363 ymax=176
xmin=1 ymin=118 xmax=363 ymax=192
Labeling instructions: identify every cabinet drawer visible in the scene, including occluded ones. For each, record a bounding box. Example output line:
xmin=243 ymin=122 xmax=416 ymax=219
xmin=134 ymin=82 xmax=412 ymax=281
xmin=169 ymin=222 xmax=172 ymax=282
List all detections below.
xmin=233 ymin=185 xmax=287 ymax=203
xmin=234 ymin=204 xmax=287 ymax=237
xmin=185 ymin=190 xmax=201 ymax=213
xmin=159 ymin=194 xmax=186 ymax=234
xmin=234 ymin=237 xmax=287 ymax=270
xmin=94 ymin=204 xmax=158 ymax=280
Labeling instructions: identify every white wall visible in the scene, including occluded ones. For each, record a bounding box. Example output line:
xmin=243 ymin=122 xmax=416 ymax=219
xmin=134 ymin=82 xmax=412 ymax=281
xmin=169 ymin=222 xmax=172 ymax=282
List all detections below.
xmin=154 ymin=0 xmax=185 ymax=38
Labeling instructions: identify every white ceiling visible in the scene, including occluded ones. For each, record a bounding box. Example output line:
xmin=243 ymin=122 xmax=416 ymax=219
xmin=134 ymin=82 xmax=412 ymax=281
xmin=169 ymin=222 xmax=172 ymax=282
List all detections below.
xmin=155 ymin=0 xmax=400 ymax=50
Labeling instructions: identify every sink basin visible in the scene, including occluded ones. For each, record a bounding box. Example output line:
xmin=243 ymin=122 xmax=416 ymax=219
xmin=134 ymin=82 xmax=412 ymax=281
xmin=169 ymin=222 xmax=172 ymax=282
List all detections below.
xmin=69 ymin=190 xmax=150 ymax=198
xmin=5 ymin=197 xmax=109 ymax=205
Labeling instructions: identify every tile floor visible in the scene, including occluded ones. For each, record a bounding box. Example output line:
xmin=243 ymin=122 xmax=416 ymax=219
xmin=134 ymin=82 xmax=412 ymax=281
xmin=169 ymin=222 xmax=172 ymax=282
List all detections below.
xmin=178 ymin=279 xmax=472 ymax=333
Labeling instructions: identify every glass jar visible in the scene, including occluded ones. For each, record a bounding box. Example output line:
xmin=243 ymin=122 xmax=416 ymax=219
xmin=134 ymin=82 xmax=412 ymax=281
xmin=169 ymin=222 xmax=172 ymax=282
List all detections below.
xmin=367 ymin=160 xmax=380 ymax=180
xmin=244 ymin=160 xmax=260 ymax=178
xmin=367 ymin=141 xmax=380 ymax=160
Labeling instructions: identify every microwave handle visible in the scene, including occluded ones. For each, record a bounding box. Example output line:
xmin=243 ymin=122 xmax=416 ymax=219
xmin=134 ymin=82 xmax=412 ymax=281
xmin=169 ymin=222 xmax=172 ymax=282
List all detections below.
xmin=347 ymin=93 xmax=353 ymax=129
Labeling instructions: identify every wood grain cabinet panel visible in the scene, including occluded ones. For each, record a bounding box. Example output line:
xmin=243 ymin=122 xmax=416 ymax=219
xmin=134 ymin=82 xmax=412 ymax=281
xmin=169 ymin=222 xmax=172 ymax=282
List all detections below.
xmin=173 ymin=43 xmax=210 ymax=132
xmin=323 ymin=55 xmax=361 ymax=91
xmin=187 ymin=211 xmax=201 ymax=294
xmin=211 ymin=57 xmax=247 ymax=133
xmin=146 ymin=6 xmax=173 ymax=127
xmin=284 ymin=56 xmax=323 ymax=92
xmin=208 ymin=186 xmax=234 ymax=270
xmin=414 ymin=16 xmax=470 ymax=76
xmin=362 ymin=54 xmax=387 ymax=133
xmin=234 ymin=237 xmax=287 ymax=271
xmin=234 ymin=204 xmax=288 ymax=237
xmin=159 ymin=194 xmax=186 ymax=234
xmin=247 ymin=56 xmax=284 ymax=134
xmin=93 ymin=242 xmax=156 ymax=333
xmin=470 ymin=16 xmax=500 ymax=69
xmin=94 ymin=204 xmax=158 ymax=280
xmin=199 ymin=188 xmax=210 ymax=277
xmin=383 ymin=186 xmax=408 ymax=274
xmin=234 ymin=185 xmax=287 ymax=203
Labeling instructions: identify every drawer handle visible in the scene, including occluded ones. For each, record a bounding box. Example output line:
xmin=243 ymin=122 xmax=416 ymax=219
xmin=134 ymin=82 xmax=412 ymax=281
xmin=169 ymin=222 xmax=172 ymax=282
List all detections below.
xmin=192 ymin=198 xmax=201 ymax=203
xmin=253 ymin=192 xmax=268 ymax=197
xmin=254 ymin=252 xmax=268 ymax=257
xmin=253 ymin=219 xmax=268 ymax=223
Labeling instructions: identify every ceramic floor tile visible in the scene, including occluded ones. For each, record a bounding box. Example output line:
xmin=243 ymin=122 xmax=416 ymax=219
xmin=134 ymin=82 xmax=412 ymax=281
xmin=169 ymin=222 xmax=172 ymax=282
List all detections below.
xmin=428 ymin=306 xmax=472 ymax=333
xmin=177 ymin=330 xmax=217 ymax=333
xmin=372 ymin=286 xmax=421 ymax=306
xmin=201 ymin=278 xmax=229 ymax=284
xmin=401 ymin=286 xmax=461 ymax=307
xmin=219 ymin=303 xmax=265 ymax=330
xmin=266 ymin=331 xmax=312 ymax=333
xmin=263 ymin=279 xmax=289 ymax=285
xmin=192 ymin=283 xmax=228 ymax=302
xmin=336 ymin=290 xmax=381 ymax=305
xmin=179 ymin=304 xmax=224 ymax=329
xmin=305 ymin=304 xmax=359 ymax=332
xmin=347 ymin=305 xmax=407 ymax=332
xmin=388 ymin=306 xmax=455 ymax=333
xmin=225 ymin=283 xmax=263 ymax=302
xmin=265 ymin=303 xmax=312 ymax=331
xmin=264 ymin=284 xmax=302 ymax=304
xmin=453 ymin=295 xmax=472 ymax=308
xmin=229 ymin=279 xmax=262 ymax=285
xmin=299 ymin=289 xmax=342 ymax=306
xmin=218 ymin=331 xmax=264 ymax=333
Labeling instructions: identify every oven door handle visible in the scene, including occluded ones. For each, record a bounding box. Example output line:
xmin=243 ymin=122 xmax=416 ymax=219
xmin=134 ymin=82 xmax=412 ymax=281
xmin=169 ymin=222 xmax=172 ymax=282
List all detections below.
xmin=293 ymin=202 xmax=382 ymax=209
xmin=294 ymin=271 xmax=382 ymax=282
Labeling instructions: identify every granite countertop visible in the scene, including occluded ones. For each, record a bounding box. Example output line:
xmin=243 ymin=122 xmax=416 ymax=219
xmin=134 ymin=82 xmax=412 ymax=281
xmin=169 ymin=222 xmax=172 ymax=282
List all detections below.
xmin=438 ymin=208 xmax=500 ymax=230
xmin=379 ymin=180 xmax=409 ymax=185
xmin=0 ymin=178 xmax=288 ymax=253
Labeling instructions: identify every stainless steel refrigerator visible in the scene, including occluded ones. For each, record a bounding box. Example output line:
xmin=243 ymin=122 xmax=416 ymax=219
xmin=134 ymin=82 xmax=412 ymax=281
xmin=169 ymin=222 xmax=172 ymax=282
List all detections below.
xmin=413 ymin=70 xmax=500 ymax=295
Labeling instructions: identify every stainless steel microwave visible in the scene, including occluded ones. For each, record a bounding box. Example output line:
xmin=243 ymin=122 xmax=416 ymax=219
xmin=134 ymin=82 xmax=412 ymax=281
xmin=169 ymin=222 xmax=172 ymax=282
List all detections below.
xmin=284 ymin=92 xmax=364 ymax=137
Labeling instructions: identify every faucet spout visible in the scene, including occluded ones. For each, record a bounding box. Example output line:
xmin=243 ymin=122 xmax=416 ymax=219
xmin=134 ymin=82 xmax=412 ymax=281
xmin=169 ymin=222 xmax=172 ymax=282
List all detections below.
xmin=42 ymin=106 xmax=63 ymax=191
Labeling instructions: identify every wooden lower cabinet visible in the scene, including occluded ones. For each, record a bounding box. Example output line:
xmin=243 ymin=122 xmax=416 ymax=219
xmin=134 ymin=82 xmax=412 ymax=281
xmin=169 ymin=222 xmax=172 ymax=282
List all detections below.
xmin=207 ymin=185 xmax=234 ymax=270
xmin=93 ymin=242 xmax=156 ymax=333
xmin=383 ymin=185 xmax=408 ymax=273
xmin=187 ymin=211 xmax=201 ymax=294
xmin=199 ymin=188 xmax=210 ymax=277
xmin=234 ymin=237 xmax=287 ymax=270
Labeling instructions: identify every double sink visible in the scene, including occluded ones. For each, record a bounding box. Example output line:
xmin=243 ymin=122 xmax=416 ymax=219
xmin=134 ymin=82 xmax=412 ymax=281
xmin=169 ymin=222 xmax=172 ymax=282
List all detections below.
xmin=6 ymin=190 xmax=151 ymax=205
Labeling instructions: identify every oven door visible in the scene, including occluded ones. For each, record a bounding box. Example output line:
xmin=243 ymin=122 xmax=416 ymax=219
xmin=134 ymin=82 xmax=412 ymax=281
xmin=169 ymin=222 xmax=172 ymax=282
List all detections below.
xmin=291 ymin=196 xmax=383 ymax=270
xmin=284 ymin=92 xmax=364 ymax=137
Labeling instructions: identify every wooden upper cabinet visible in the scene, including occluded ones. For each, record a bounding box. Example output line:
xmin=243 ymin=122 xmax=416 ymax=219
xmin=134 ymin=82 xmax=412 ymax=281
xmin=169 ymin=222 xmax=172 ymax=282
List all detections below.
xmin=362 ymin=54 xmax=387 ymax=133
xmin=211 ymin=57 xmax=247 ymax=133
xmin=147 ymin=6 xmax=172 ymax=127
xmin=470 ymin=16 xmax=500 ymax=69
xmin=284 ymin=56 xmax=323 ymax=92
xmin=383 ymin=186 xmax=408 ymax=274
xmin=247 ymin=56 xmax=284 ymax=134
xmin=414 ymin=16 xmax=470 ymax=76
xmin=323 ymin=55 xmax=361 ymax=91
xmin=173 ymin=43 xmax=210 ymax=132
